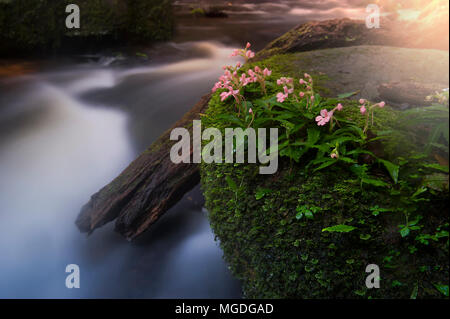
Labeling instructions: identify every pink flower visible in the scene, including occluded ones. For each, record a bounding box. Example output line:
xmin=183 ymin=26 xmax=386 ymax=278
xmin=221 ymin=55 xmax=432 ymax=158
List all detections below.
xmin=299 ymin=92 xmax=305 ymax=98
xmin=236 ymin=62 xmax=241 ymax=68
xmin=212 ymin=81 xmax=222 ymax=92
xmin=304 ymin=73 xmax=311 ymax=78
xmin=276 ymin=77 xmax=292 ymax=86
xmin=306 ymin=86 xmax=312 ymax=91
xmin=299 ymin=79 xmax=306 ymax=85
xmin=249 ymin=108 xmax=253 ymax=114
xmin=378 ymin=101 xmax=385 ymax=108
xmin=331 ymin=153 xmax=338 ymax=159
xmin=220 ymin=91 xmax=231 ymax=101
xmin=254 ymin=66 xmax=261 ymax=73
xmin=239 ymin=73 xmax=249 ymax=86
xmin=277 ymin=92 xmax=288 ymax=103
xmin=263 ymin=68 xmax=272 ymax=77
xmin=220 ymin=87 xmax=239 ymax=102
xmin=360 ymin=105 xmax=367 ymax=115
xmin=246 ymin=42 xmax=251 ymax=49
xmin=310 ymin=95 xmax=315 ymax=101
xmin=230 ymin=49 xmax=240 ymax=57
xmin=359 ymin=99 xmax=365 ymax=105
xmin=246 ymin=50 xmax=255 ymax=59
xmin=315 ymin=109 xmax=333 ymax=126
xmin=336 ymin=103 xmax=343 ymax=111
xmin=284 ymin=86 xmax=293 ymax=95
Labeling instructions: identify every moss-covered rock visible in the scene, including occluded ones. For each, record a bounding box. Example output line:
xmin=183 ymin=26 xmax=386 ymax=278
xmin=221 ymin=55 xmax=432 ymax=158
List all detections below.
xmin=200 ymin=49 xmax=449 ymax=298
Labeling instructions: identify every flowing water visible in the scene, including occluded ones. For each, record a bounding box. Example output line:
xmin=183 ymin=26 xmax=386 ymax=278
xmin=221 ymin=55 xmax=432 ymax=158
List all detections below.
xmin=0 ymin=1 xmax=363 ymax=298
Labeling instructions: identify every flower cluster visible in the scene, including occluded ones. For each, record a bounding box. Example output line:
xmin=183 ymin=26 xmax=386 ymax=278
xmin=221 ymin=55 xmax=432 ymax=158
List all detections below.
xmin=230 ymin=42 xmax=255 ymax=61
xmin=315 ymin=103 xmax=343 ymax=126
xmin=211 ymin=43 xmax=272 ymax=107
xmin=276 ymin=73 xmax=315 ymax=105
xmin=276 ymin=77 xmax=294 ymax=102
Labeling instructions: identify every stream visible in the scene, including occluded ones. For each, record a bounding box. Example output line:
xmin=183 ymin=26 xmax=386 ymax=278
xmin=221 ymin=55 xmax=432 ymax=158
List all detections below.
xmin=0 ymin=1 xmax=363 ymax=298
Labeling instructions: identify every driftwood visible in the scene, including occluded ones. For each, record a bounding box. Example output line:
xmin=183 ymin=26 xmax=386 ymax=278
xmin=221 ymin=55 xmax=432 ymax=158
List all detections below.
xmin=76 ymin=93 xmax=210 ymax=240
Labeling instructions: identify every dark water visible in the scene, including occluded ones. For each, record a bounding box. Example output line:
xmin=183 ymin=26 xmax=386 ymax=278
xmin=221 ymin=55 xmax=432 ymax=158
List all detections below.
xmin=0 ymin=1 xmax=362 ymax=298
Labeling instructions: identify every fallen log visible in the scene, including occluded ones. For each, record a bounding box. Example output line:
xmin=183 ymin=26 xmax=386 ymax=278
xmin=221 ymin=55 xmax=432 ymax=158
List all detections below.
xmin=76 ymin=93 xmax=210 ymax=241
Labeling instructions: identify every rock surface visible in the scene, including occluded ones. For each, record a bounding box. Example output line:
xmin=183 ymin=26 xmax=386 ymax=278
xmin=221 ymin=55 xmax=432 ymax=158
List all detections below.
xmin=256 ymin=18 xmax=448 ymax=60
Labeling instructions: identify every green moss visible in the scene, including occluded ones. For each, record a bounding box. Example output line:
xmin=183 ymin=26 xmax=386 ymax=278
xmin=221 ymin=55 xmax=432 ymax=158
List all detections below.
xmin=200 ymin=55 xmax=449 ymax=299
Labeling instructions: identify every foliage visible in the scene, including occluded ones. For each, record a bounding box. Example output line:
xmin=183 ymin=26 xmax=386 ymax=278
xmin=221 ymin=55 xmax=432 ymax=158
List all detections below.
xmin=0 ymin=0 xmax=173 ymax=56
xmin=200 ymin=46 xmax=449 ymax=298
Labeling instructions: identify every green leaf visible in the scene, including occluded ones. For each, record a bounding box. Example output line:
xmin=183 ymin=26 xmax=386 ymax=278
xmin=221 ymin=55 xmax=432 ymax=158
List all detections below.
xmin=313 ymin=159 xmax=338 ymax=172
xmin=337 ymin=91 xmax=359 ymax=99
xmin=322 ymin=225 xmax=357 ymax=233
xmin=304 ymin=210 xmax=314 ymax=219
xmin=360 ymin=234 xmax=371 ymax=240
xmin=433 ymin=284 xmax=449 ymax=297
xmin=306 ymin=128 xmax=321 ymax=146
xmin=361 ymin=178 xmax=390 ymax=188
xmin=255 ymin=188 xmax=272 ymax=200
xmin=378 ymin=159 xmax=399 ymax=184
xmin=339 ymin=157 xmax=357 ymax=164
xmin=422 ymin=163 xmax=449 ymax=173
xmin=225 ymin=176 xmax=237 ymax=192
xmin=216 ymin=114 xmax=244 ymax=127
xmin=400 ymin=227 xmax=410 ymax=238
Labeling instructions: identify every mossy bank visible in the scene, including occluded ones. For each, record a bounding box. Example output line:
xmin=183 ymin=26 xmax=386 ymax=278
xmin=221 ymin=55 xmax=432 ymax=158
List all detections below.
xmin=0 ymin=0 xmax=174 ymax=56
xmin=200 ymin=47 xmax=449 ymax=298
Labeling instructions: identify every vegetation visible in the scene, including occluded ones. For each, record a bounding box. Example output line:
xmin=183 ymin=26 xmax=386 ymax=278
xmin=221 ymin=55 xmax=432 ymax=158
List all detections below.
xmin=0 ymin=0 xmax=174 ymax=56
xmin=200 ymin=44 xmax=449 ymax=298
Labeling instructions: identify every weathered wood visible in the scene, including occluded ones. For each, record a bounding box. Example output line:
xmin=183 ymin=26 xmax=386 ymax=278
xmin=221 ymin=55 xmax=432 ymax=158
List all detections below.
xmin=76 ymin=93 xmax=211 ymax=240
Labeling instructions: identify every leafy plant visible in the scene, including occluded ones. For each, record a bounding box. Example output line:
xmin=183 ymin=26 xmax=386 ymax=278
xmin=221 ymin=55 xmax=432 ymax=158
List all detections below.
xmin=322 ymin=225 xmax=357 ymax=233
xmin=295 ymin=205 xmax=321 ymax=220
